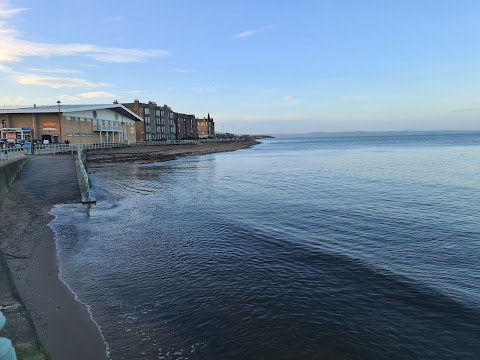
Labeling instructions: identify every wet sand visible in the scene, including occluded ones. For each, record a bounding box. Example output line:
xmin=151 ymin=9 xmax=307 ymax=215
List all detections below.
xmin=87 ymin=140 xmax=259 ymax=165
xmin=0 ymin=156 xmax=108 ymax=360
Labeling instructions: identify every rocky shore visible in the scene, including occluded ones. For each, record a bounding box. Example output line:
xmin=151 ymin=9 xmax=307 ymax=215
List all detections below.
xmin=87 ymin=140 xmax=259 ymax=165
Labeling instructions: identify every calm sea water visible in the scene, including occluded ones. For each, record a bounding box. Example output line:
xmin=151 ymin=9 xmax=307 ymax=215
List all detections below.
xmin=50 ymin=134 xmax=480 ymax=360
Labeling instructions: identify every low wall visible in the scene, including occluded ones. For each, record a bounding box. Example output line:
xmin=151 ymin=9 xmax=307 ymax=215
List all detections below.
xmin=0 ymin=158 xmax=28 ymax=204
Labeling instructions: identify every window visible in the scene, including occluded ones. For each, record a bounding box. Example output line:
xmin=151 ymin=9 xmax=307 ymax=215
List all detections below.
xmin=144 ymin=108 xmax=150 ymax=115
xmin=88 ymin=133 xmax=93 ymax=137
xmin=81 ymin=133 xmax=87 ymax=137
xmin=74 ymin=133 xmax=80 ymax=137
xmin=66 ymin=133 xmax=73 ymax=137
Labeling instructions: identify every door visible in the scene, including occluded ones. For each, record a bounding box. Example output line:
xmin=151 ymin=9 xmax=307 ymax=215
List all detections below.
xmin=41 ymin=134 xmax=51 ymax=144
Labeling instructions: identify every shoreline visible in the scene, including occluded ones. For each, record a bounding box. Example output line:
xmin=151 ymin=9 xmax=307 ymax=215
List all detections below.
xmin=87 ymin=139 xmax=260 ymax=165
xmin=0 ymin=142 xmax=259 ymax=359
xmin=0 ymin=156 xmax=108 ymax=360
xmin=48 ymin=215 xmax=111 ymax=358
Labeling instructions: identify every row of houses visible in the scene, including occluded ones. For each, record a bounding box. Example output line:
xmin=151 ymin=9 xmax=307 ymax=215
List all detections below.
xmin=122 ymin=100 xmax=214 ymax=141
xmin=0 ymin=100 xmax=215 ymax=145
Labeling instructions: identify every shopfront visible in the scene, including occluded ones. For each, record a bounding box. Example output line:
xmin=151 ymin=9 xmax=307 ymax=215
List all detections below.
xmin=0 ymin=127 xmax=32 ymax=141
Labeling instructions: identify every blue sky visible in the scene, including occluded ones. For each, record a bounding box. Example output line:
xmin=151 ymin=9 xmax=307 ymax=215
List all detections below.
xmin=1 ymin=0 xmax=480 ymax=134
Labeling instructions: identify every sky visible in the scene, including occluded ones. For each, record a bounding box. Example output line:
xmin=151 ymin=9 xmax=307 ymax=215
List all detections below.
xmin=1 ymin=0 xmax=480 ymax=134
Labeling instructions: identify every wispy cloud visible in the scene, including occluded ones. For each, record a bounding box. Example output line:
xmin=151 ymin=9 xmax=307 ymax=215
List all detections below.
xmin=172 ymin=68 xmax=197 ymax=73
xmin=193 ymin=86 xmax=216 ymax=93
xmin=108 ymin=15 xmax=124 ymax=22
xmin=0 ymin=3 xmax=29 ymax=19
xmin=215 ymin=112 xmax=302 ymax=122
xmin=0 ymin=63 xmax=12 ymax=73
xmin=15 ymin=75 xmax=99 ymax=88
xmin=0 ymin=96 xmax=25 ymax=105
xmin=0 ymin=2 xmax=169 ymax=64
xmin=234 ymin=25 xmax=274 ymax=38
xmin=1 ymin=40 xmax=169 ymax=63
xmin=451 ymin=108 xmax=480 ymax=113
xmin=235 ymin=30 xmax=257 ymax=38
xmin=283 ymin=95 xmax=295 ymax=102
xmin=78 ymin=91 xmax=115 ymax=99
xmin=59 ymin=94 xmax=81 ymax=101
xmin=24 ymin=68 xmax=81 ymax=74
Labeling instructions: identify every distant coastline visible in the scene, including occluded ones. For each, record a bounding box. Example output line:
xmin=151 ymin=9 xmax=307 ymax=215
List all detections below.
xmin=273 ymin=130 xmax=480 ymax=138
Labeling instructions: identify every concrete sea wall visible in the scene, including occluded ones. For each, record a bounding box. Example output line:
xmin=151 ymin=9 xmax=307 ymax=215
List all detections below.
xmin=0 ymin=159 xmax=28 ymax=204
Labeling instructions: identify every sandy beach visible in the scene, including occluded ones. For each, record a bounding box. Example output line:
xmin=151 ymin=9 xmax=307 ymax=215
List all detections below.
xmin=0 ymin=156 xmax=108 ymax=360
xmin=87 ymin=140 xmax=259 ymax=165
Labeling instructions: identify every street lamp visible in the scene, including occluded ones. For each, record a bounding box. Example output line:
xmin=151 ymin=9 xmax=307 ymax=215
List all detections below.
xmin=56 ymin=100 xmax=62 ymax=143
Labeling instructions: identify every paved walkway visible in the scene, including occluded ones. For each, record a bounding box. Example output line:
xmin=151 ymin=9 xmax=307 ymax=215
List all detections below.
xmin=0 ymin=155 xmax=108 ymax=360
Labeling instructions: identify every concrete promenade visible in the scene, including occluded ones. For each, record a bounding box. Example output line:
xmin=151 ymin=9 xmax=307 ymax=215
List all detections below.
xmin=0 ymin=156 xmax=108 ymax=360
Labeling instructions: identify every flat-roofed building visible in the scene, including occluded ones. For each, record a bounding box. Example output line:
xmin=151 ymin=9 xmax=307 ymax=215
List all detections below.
xmin=123 ymin=100 xmax=177 ymax=141
xmin=174 ymin=113 xmax=197 ymax=139
xmin=0 ymin=104 xmax=142 ymax=144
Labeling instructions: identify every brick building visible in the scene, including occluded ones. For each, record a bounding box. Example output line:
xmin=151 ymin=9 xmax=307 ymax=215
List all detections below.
xmin=123 ymin=100 xmax=176 ymax=141
xmin=173 ymin=113 xmax=197 ymax=139
xmin=0 ymin=104 xmax=141 ymax=144
xmin=197 ymin=113 xmax=215 ymax=138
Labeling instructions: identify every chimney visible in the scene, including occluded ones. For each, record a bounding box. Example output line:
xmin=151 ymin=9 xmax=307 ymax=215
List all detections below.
xmin=113 ymin=99 xmax=119 ymax=104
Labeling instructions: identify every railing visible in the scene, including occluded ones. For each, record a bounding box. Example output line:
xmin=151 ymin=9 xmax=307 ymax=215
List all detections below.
xmin=77 ymin=146 xmax=93 ymax=203
xmin=0 ymin=146 xmax=26 ymax=164
xmin=0 ymin=138 xmax=240 ymax=162
xmin=92 ymin=125 xmax=124 ymax=131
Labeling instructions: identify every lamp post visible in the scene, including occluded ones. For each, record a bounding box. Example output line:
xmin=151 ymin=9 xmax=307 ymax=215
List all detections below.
xmin=56 ymin=100 xmax=62 ymax=143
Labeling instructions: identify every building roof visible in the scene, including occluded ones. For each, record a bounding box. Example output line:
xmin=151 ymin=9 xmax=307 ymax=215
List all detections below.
xmin=0 ymin=104 xmax=143 ymax=122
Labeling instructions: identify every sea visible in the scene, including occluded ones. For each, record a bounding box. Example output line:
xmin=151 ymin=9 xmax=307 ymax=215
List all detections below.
xmin=49 ymin=133 xmax=480 ymax=360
